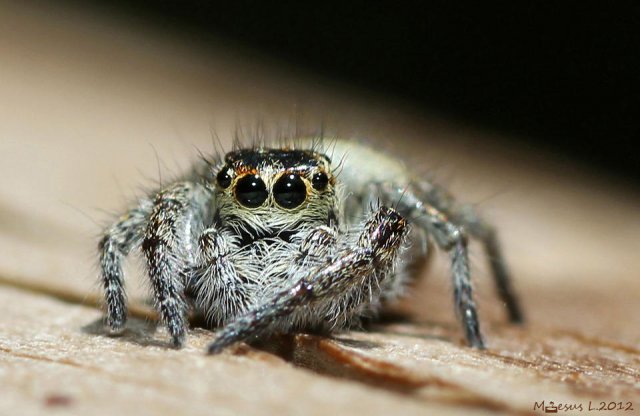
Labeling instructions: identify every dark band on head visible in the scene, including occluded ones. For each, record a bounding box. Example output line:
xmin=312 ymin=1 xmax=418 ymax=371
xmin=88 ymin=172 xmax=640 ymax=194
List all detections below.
xmin=225 ymin=149 xmax=330 ymax=171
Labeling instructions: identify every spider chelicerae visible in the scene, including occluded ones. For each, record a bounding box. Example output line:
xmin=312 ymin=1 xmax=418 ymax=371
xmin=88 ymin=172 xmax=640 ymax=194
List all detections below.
xmin=99 ymin=138 xmax=523 ymax=353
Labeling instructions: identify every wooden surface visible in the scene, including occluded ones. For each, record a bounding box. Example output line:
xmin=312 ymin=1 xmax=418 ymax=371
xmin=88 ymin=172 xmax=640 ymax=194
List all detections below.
xmin=1 ymin=3 xmax=639 ymax=415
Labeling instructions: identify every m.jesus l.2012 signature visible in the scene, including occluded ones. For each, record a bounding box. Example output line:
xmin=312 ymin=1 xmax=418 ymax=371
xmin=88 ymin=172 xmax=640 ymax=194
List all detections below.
xmin=534 ymin=400 xmax=634 ymax=413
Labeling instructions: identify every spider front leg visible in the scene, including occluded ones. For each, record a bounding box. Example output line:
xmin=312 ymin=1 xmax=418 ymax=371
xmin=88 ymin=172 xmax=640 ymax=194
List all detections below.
xmin=190 ymin=227 xmax=248 ymax=324
xmin=207 ymin=206 xmax=408 ymax=354
xmin=141 ymin=182 xmax=210 ymax=346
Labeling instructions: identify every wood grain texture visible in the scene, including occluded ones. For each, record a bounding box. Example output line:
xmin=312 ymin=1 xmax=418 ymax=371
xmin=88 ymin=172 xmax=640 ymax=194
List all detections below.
xmin=0 ymin=3 xmax=638 ymax=415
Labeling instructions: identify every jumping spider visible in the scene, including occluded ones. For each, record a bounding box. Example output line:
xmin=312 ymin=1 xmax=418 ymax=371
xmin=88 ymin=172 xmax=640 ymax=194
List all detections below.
xmin=99 ymin=139 xmax=523 ymax=353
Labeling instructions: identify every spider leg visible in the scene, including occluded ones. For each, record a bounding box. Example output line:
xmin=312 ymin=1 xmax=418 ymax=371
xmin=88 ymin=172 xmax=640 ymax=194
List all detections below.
xmin=141 ymin=182 xmax=211 ymax=346
xmin=206 ymin=206 xmax=408 ymax=354
xmin=293 ymin=226 xmax=338 ymax=269
xmin=99 ymin=199 xmax=153 ymax=333
xmin=413 ymin=181 xmax=524 ymax=323
xmin=376 ymin=183 xmax=486 ymax=348
xmin=458 ymin=208 xmax=523 ymax=323
xmin=191 ymin=227 xmax=247 ymax=324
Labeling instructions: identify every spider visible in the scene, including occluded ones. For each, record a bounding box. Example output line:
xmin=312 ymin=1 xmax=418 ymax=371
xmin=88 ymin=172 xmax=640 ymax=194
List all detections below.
xmin=98 ymin=138 xmax=523 ymax=353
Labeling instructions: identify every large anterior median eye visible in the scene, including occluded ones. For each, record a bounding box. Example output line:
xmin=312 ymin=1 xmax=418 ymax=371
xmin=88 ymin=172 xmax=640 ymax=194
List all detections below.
xmin=273 ymin=173 xmax=307 ymax=209
xmin=235 ymin=175 xmax=268 ymax=208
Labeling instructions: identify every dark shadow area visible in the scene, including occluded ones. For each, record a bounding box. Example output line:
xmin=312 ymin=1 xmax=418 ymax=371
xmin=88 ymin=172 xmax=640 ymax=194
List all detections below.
xmin=249 ymin=333 xmax=426 ymax=394
xmin=81 ymin=317 xmax=170 ymax=349
xmin=67 ymin=1 xmax=640 ymax=183
xmin=361 ymin=310 xmax=415 ymax=328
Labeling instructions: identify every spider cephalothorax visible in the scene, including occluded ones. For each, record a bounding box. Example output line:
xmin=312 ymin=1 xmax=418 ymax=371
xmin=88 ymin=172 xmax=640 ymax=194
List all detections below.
xmin=99 ymin=139 xmax=523 ymax=353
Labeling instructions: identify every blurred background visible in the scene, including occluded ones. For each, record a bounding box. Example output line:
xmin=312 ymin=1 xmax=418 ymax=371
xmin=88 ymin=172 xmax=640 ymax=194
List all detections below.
xmin=69 ymin=1 xmax=640 ymax=183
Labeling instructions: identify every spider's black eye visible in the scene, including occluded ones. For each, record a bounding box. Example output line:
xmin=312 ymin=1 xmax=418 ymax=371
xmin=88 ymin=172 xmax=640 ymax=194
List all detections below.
xmin=216 ymin=168 xmax=232 ymax=189
xmin=273 ymin=173 xmax=307 ymax=209
xmin=311 ymin=172 xmax=329 ymax=191
xmin=235 ymin=175 xmax=268 ymax=208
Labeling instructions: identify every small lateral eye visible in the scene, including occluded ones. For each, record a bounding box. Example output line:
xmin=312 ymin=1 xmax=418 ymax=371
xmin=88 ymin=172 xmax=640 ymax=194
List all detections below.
xmin=216 ymin=168 xmax=232 ymax=189
xmin=312 ymin=172 xmax=329 ymax=191
xmin=235 ymin=175 xmax=268 ymax=208
xmin=274 ymin=174 xmax=307 ymax=209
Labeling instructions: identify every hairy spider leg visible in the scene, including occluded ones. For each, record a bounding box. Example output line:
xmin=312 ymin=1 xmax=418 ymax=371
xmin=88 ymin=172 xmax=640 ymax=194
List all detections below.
xmin=140 ymin=182 xmax=211 ymax=346
xmin=99 ymin=198 xmax=153 ymax=332
xmin=191 ymin=226 xmax=248 ymax=324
